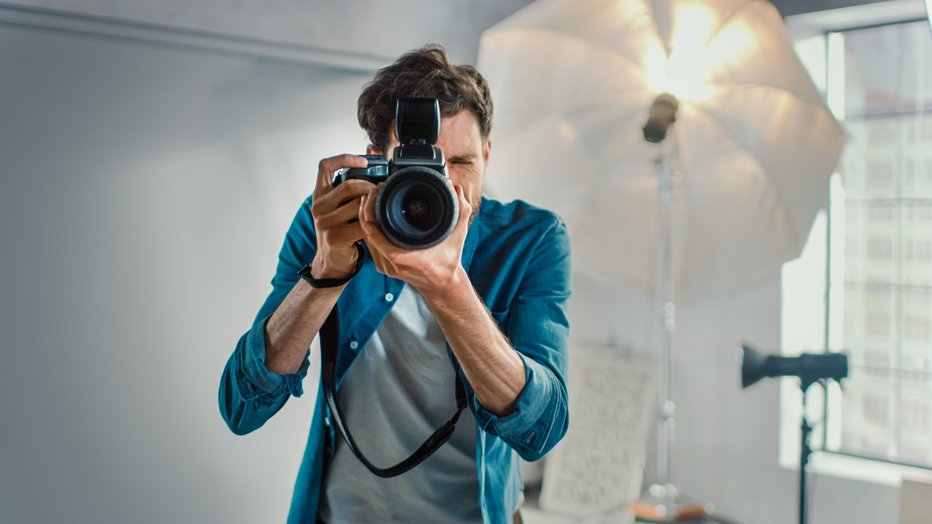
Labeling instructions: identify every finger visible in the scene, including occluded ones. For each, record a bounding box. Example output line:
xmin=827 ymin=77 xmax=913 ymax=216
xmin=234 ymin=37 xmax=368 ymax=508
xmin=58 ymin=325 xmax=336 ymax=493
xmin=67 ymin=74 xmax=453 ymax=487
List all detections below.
xmin=314 ymin=154 xmax=369 ymax=195
xmin=358 ymin=192 xmax=377 ymax=239
xmin=313 ymin=179 xmax=376 ymax=218
xmin=315 ymin=198 xmax=364 ymax=229
xmin=360 ymin=188 xmax=394 ymax=249
xmin=365 ymin=233 xmax=399 ymax=277
xmin=358 ymin=198 xmax=386 ymax=269
xmin=455 ymin=185 xmax=472 ymax=227
xmin=326 ymin=222 xmax=365 ymax=244
xmin=331 ymin=179 xmax=378 ymax=205
xmin=359 ymin=192 xmax=399 ymax=259
xmin=359 ymin=186 xmax=379 ymax=229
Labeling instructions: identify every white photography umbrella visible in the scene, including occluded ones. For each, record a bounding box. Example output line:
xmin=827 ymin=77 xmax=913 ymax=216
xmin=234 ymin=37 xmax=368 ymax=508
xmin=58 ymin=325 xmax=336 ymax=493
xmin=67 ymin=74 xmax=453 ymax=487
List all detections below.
xmin=479 ymin=0 xmax=845 ymax=520
xmin=480 ymin=0 xmax=845 ymax=297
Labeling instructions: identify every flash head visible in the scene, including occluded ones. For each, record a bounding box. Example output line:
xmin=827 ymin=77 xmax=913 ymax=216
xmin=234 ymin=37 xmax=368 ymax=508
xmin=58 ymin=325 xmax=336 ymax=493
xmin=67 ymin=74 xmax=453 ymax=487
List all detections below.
xmin=740 ymin=343 xmax=848 ymax=391
xmin=396 ymin=98 xmax=440 ymax=146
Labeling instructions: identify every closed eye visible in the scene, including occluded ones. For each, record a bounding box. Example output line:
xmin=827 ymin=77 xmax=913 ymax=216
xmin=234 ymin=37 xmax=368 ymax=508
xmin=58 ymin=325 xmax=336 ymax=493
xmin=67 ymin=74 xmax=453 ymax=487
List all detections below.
xmin=448 ymin=155 xmax=477 ymax=165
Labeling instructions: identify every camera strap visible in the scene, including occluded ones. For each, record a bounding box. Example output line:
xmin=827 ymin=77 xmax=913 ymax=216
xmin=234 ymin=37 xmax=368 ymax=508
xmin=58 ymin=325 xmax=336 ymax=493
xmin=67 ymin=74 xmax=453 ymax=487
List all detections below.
xmin=320 ymin=303 xmax=467 ymax=478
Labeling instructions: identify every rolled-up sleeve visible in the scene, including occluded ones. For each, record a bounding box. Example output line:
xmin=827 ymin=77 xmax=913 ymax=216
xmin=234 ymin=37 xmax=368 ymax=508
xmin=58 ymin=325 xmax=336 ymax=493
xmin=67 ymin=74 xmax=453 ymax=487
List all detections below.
xmin=471 ymin=217 xmax=572 ymax=461
xmin=218 ymin=198 xmax=316 ymax=436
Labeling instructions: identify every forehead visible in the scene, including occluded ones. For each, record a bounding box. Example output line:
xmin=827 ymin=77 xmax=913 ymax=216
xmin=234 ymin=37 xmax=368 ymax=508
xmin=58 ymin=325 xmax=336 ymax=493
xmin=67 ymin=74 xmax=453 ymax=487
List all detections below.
xmin=436 ymin=110 xmax=483 ymax=154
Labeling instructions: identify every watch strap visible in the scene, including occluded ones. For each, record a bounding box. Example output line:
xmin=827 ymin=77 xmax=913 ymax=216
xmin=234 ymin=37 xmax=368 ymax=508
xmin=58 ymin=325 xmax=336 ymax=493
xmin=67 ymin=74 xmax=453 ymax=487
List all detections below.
xmin=298 ymin=242 xmax=365 ymax=288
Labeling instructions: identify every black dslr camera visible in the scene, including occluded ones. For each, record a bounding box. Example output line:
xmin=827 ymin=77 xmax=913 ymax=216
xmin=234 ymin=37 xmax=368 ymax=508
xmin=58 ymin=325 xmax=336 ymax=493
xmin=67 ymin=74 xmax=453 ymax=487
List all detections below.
xmin=333 ymin=98 xmax=459 ymax=250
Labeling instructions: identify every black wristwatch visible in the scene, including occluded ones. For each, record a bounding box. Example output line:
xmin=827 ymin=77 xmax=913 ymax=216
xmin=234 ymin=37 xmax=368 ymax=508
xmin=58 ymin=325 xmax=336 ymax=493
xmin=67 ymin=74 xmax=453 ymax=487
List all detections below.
xmin=298 ymin=243 xmax=365 ymax=288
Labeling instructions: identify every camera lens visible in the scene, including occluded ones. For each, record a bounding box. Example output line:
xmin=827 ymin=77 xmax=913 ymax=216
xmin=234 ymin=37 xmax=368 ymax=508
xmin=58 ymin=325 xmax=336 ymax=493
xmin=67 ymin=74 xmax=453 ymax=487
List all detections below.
xmin=402 ymin=188 xmax=439 ymax=230
xmin=375 ymin=167 xmax=459 ymax=250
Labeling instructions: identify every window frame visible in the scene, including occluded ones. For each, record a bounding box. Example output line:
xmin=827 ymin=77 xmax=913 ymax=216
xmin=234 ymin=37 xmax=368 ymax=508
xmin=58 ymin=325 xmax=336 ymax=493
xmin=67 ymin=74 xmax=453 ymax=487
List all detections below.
xmin=780 ymin=6 xmax=932 ymax=484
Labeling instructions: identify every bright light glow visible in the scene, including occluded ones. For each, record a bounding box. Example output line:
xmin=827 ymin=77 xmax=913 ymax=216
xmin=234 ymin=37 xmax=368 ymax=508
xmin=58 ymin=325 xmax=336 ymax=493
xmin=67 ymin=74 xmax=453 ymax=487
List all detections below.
xmin=670 ymin=3 xmax=718 ymax=52
xmin=701 ymin=22 xmax=757 ymax=73
xmin=644 ymin=2 xmax=758 ymax=103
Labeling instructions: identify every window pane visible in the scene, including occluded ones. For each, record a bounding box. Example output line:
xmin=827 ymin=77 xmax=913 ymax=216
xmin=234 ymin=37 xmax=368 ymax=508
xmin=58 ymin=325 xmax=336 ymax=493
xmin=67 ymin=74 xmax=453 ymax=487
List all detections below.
xmin=843 ymin=22 xmax=932 ymax=118
xmin=828 ymin=20 xmax=932 ymax=469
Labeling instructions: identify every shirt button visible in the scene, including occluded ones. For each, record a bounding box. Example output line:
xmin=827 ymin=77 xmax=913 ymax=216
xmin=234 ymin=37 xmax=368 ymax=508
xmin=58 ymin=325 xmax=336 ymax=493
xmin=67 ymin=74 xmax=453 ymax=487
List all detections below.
xmin=349 ymin=340 xmax=359 ymax=350
xmin=384 ymin=293 xmax=394 ymax=302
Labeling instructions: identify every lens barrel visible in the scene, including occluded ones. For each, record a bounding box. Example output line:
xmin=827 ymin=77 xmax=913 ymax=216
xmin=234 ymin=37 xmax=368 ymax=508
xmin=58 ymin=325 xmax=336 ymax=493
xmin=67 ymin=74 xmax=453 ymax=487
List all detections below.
xmin=374 ymin=166 xmax=459 ymax=250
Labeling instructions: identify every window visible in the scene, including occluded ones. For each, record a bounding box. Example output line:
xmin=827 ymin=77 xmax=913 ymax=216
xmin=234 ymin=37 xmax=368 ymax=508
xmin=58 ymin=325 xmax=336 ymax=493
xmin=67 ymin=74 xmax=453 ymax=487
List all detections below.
xmin=784 ymin=18 xmax=932 ymax=472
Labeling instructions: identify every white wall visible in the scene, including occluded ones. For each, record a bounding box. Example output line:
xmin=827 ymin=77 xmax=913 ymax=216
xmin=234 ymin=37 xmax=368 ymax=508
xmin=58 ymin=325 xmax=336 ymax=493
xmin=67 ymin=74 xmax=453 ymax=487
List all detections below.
xmin=0 ymin=18 xmax=369 ymax=524
xmin=0 ymin=0 xmax=534 ymax=65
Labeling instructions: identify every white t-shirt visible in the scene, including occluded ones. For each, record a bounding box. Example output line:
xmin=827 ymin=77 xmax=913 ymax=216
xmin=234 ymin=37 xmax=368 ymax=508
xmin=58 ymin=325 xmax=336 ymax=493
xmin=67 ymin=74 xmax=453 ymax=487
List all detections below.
xmin=318 ymin=285 xmax=480 ymax=523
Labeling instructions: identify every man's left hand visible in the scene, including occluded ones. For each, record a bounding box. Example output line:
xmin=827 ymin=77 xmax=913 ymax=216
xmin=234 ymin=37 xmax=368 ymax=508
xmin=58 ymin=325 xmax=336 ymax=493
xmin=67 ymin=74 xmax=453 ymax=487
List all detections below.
xmin=359 ymin=183 xmax=472 ymax=296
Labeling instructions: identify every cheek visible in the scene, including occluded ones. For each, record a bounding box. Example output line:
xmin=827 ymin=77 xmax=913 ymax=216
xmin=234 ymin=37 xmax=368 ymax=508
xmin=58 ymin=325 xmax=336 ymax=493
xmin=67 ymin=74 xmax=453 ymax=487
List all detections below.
xmin=446 ymin=171 xmax=464 ymax=190
xmin=447 ymin=167 xmax=483 ymax=194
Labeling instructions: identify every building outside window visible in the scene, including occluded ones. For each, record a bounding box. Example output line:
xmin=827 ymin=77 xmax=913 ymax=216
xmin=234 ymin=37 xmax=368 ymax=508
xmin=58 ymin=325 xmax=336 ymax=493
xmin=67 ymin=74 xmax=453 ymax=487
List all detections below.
xmin=782 ymin=17 xmax=932 ymax=474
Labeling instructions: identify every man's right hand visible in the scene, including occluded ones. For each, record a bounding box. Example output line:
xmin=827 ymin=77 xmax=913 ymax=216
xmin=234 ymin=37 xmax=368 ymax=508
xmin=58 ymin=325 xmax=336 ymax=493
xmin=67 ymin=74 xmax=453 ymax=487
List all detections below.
xmin=310 ymin=154 xmax=377 ymax=279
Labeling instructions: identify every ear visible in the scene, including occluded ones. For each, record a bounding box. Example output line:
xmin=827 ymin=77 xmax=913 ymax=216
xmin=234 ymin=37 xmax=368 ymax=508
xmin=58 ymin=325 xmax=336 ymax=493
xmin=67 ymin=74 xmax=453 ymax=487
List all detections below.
xmin=482 ymin=138 xmax=491 ymax=165
xmin=366 ymin=145 xmax=382 ymax=155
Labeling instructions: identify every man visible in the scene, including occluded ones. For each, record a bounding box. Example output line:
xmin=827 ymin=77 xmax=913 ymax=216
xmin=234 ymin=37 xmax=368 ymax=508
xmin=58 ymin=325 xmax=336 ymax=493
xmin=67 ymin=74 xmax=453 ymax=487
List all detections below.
xmin=219 ymin=44 xmax=571 ymax=524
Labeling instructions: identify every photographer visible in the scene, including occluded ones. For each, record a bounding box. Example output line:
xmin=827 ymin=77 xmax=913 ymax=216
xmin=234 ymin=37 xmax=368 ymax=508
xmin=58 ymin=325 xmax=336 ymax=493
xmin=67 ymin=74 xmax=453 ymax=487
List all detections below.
xmin=218 ymin=44 xmax=571 ymax=524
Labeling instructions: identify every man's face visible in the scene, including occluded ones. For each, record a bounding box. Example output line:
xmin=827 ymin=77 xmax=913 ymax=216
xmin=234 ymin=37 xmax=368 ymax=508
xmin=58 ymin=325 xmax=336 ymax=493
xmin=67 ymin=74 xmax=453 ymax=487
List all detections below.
xmin=383 ymin=110 xmax=491 ymax=222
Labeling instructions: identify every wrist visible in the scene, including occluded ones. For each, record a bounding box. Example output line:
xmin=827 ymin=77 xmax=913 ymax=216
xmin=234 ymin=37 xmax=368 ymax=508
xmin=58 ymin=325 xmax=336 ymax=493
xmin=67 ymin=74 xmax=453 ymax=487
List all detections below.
xmin=302 ymin=243 xmax=364 ymax=289
xmin=312 ymin=246 xmax=359 ymax=280
xmin=417 ymin=265 xmax=470 ymax=300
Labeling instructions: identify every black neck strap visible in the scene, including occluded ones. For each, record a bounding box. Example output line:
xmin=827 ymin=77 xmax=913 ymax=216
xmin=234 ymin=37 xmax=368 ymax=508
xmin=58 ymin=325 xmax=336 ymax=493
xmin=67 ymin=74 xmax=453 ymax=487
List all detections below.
xmin=320 ymin=303 xmax=467 ymax=478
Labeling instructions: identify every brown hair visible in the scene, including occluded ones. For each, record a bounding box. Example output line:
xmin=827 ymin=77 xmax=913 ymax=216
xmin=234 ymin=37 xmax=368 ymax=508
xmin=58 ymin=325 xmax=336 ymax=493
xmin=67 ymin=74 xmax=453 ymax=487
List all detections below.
xmin=357 ymin=44 xmax=493 ymax=154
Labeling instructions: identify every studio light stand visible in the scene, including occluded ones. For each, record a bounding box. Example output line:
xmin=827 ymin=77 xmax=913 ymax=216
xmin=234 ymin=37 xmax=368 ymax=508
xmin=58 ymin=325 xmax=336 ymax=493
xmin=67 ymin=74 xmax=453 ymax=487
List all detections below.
xmin=631 ymin=94 xmax=713 ymax=522
xmin=798 ymin=386 xmax=814 ymax=524
xmin=740 ymin=343 xmax=848 ymax=524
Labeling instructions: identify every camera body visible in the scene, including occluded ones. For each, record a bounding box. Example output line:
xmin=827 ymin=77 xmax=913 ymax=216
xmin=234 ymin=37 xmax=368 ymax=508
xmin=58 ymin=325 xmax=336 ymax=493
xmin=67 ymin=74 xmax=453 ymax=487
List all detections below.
xmin=333 ymin=98 xmax=459 ymax=250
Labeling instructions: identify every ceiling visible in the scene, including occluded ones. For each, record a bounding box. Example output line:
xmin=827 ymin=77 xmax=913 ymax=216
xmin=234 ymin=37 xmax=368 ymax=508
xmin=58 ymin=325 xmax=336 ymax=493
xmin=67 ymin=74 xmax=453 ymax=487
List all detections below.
xmin=0 ymin=0 xmax=914 ymax=69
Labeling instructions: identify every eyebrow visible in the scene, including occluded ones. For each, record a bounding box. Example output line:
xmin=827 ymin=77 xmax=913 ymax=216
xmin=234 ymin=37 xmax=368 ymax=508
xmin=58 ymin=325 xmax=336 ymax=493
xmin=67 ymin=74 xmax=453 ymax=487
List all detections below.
xmin=447 ymin=154 xmax=478 ymax=163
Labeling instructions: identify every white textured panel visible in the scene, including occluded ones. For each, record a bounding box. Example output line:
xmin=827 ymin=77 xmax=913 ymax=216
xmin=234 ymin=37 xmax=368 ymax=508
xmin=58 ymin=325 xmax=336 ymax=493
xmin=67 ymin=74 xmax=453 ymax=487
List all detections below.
xmin=539 ymin=346 xmax=654 ymax=522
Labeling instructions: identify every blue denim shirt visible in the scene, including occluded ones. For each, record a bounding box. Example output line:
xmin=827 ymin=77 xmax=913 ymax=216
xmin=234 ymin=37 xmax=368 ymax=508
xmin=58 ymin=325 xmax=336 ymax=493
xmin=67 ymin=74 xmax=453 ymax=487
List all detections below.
xmin=219 ymin=195 xmax=571 ymax=524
